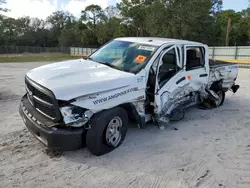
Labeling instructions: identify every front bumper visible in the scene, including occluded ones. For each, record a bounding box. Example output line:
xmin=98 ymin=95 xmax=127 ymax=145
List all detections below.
xmin=19 ymin=95 xmax=86 ymax=151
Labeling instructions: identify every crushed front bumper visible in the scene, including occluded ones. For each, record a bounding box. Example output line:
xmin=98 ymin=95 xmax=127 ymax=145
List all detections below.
xmin=19 ymin=95 xmax=86 ymax=151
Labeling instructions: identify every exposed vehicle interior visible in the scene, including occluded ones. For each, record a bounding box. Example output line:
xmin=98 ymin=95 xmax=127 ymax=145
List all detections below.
xmin=158 ymin=48 xmax=178 ymax=88
xmin=145 ymin=47 xmax=205 ymax=114
xmin=186 ymin=48 xmax=204 ymax=70
xmin=146 ymin=48 xmax=179 ymax=113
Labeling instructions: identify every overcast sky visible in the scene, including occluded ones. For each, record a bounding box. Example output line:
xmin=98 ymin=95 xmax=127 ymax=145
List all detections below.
xmin=2 ymin=0 xmax=249 ymax=20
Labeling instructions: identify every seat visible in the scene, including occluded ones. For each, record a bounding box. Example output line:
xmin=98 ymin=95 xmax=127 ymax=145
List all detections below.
xmin=158 ymin=53 xmax=177 ymax=84
xmin=186 ymin=50 xmax=201 ymax=69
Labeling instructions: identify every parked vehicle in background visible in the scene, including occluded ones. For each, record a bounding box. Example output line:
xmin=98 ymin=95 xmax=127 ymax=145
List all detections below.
xmin=19 ymin=37 xmax=240 ymax=156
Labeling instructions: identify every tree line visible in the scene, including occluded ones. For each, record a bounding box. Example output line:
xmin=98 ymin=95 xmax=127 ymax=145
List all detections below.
xmin=0 ymin=0 xmax=250 ymax=47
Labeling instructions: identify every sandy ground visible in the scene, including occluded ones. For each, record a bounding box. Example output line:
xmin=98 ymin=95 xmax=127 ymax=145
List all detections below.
xmin=1 ymin=62 xmax=250 ymax=188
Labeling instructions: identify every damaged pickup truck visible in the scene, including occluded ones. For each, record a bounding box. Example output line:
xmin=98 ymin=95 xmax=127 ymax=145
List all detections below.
xmin=19 ymin=37 xmax=240 ymax=156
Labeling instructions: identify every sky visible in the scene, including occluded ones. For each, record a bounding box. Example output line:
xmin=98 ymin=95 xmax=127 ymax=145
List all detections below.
xmin=223 ymin=0 xmax=249 ymax=11
xmin=2 ymin=0 xmax=249 ymax=20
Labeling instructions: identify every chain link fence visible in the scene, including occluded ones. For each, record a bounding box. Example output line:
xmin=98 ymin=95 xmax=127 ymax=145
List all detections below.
xmin=70 ymin=47 xmax=98 ymax=57
xmin=0 ymin=45 xmax=70 ymax=57
xmin=1 ymin=45 xmax=249 ymax=62
xmin=71 ymin=46 xmax=250 ymax=62
xmin=209 ymin=46 xmax=250 ymax=60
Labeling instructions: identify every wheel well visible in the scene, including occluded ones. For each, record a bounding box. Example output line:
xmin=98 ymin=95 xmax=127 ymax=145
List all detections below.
xmin=91 ymin=103 xmax=144 ymax=128
xmin=119 ymin=103 xmax=147 ymax=129
xmin=210 ymin=80 xmax=228 ymax=92
xmin=119 ymin=103 xmax=138 ymax=121
xmin=210 ymin=80 xmax=222 ymax=91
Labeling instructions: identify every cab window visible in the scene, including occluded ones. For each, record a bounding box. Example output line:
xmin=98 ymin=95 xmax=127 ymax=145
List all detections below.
xmin=186 ymin=47 xmax=205 ymax=70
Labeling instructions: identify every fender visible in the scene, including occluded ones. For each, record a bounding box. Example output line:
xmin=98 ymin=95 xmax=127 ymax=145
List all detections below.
xmin=119 ymin=103 xmax=146 ymax=129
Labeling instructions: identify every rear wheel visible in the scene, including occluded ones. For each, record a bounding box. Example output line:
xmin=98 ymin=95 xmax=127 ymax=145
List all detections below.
xmin=86 ymin=107 xmax=128 ymax=156
xmin=214 ymin=90 xmax=225 ymax=107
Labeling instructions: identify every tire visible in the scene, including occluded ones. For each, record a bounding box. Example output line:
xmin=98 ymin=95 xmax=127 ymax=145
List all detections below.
xmin=86 ymin=107 xmax=128 ymax=156
xmin=214 ymin=90 xmax=225 ymax=107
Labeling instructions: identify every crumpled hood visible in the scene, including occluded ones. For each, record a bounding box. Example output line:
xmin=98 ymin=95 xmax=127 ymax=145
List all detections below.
xmin=26 ymin=59 xmax=136 ymax=100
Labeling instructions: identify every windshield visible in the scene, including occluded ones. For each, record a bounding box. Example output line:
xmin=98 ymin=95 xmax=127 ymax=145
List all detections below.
xmin=88 ymin=40 xmax=158 ymax=73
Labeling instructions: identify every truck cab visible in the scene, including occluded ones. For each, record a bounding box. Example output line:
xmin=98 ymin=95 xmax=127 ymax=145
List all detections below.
xmin=19 ymin=37 xmax=239 ymax=156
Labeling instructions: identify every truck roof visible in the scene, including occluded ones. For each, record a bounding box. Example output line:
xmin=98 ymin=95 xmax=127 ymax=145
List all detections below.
xmin=115 ymin=37 xmax=204 ymax=46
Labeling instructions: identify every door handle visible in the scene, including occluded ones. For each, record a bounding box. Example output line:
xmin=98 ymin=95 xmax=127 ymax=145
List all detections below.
xmin=200 ymin=73 xmax=208 ymax=77
xmin=176 ymin=77 xmax=186 ymax=84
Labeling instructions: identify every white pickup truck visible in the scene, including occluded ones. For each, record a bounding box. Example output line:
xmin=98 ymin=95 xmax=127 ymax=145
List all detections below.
xmin=19 ymin=37 xmax=240 ymax=156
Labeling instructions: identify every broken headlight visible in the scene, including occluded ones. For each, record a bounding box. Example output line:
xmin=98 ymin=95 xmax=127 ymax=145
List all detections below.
xmin=60 ymin=106 xmax=93 ymax=128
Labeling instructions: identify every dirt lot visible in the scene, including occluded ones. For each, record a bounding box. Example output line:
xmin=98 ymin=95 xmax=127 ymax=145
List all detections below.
xmin=1 ymin=62 xmax=250 ymax=188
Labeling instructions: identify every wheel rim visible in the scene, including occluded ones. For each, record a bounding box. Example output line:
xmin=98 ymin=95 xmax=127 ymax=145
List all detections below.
xmin=105 ymin=116 xmax=122 ymax=147
xmin=215 ymin=91 xmax=223 ymax=107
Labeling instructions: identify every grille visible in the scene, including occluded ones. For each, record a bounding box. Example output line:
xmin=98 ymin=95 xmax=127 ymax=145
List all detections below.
xmin=34 ymin=89 xmax=52 ymax=104
xmin=35 ymin=102 xmax=57 ymax=118
xmin=25 ymin=78 xmax=59 ymax=120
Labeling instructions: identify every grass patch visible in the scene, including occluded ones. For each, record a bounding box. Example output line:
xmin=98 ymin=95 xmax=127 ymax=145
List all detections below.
xmin=0 ymin=55 xmax=82 ymax=63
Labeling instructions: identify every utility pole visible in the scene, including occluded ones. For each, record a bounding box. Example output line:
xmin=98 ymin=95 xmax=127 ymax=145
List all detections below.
xmin=225 ymin=16 xmax=231 ymax=46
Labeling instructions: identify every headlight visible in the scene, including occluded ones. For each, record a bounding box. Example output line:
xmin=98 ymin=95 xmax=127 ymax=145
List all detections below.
xmin=60 ymin=106 xmax=93 ymax=128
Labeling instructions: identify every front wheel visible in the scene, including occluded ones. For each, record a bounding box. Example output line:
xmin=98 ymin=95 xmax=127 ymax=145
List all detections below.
xmin=86 ymin=107 xmax=128 ymax=156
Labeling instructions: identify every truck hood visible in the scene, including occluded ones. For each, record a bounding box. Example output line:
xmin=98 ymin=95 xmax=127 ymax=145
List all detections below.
xmin=26 ymin=59 xmax=136 ymax=100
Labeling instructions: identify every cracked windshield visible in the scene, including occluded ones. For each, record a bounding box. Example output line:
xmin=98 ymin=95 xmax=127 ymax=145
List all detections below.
xmin=89 ymin=40 xmax=158 ymax=73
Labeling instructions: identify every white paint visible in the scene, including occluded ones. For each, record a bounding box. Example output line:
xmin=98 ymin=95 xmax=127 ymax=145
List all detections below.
xmin=26 ymin=59 xmax=139 ymax=101
xmin=25 ymin=38 xmax=239 ymax=120
xmin=1 ymin=62 xmax=249 ymax=188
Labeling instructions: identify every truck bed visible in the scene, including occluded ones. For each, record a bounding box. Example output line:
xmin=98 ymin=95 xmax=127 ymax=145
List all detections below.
xmin=208 ymin=59 xmax=238 ymax=89
xmin=209 ymin=59 xmax=236 ymax=68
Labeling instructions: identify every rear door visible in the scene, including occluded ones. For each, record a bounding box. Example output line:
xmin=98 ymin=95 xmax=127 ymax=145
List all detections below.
xmin=183 ymin=45 xmax=209 ymax=91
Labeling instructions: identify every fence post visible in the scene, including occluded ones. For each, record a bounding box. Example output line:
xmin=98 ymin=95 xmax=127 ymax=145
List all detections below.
xmin=212 ymin=47 xmax=215 ymax=59
xmin=5 ymin=45 xmax=8 ymax=58
xmin=234 ymin=46 xmax=238 ymax=60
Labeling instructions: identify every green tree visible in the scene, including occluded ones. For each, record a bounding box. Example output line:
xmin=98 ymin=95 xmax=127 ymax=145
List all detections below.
xmin=0 ymin=17 xmax=20 ymax=45
xmin=46 ymin=11 xmax=75 ymax=46
xmin=211 ymin=0 xmax=223 ymax=14
xmin=118 ymin=0 xmax=154 ymax=37
xmin=0 ymin=0 xmax=8 ymax=12
xmin=215 ymin=10 xmax=246 ymax=46
xmin=15 ymin=17 xmax=50 ymax=46
xmin=81 ymin=5 xmax=106 ymax=29
xmin=105 ymin=5 xmax=121 ymax=19
xmin=47 ymin=11 xmax=74 ymax=30
xmin=95 ymin=6 xmax=125 ymax=44
xmin=239 ymin=8 xmax=250 ymax=45
xmin=1 ymin=0 xmax=250 ymax=47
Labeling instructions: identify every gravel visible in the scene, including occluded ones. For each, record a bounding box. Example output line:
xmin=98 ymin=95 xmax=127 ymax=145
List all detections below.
xmin=1 ymin=62 xmax=250 ymax=188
